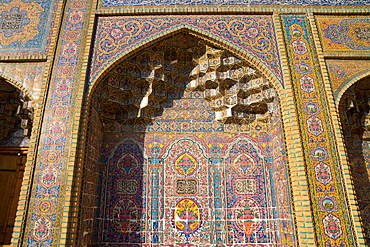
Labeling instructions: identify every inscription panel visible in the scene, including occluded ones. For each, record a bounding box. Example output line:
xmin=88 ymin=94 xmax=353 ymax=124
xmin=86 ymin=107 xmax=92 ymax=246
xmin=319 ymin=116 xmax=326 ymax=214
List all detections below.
xmin=115 ymin=179 xmax=139 ymax=195
xmin=355 ymin=27 xmax=370 ymax=40
xmin=234 ymin=178 xmax=257 ymax=195
xmin=0 ymin=14 xmax=23 ymax=30
xmin=175 ymin=178 xmax=198 ymax=195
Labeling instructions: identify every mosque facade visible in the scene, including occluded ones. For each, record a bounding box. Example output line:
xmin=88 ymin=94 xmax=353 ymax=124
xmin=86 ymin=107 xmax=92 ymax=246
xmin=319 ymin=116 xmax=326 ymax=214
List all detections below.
xmin=0 ymin=0 xmax=369 ymax=246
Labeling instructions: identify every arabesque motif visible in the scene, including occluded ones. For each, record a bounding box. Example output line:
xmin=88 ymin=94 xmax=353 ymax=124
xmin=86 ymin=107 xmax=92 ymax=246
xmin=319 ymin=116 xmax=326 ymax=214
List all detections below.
xmin=316 ymin=17 xmax=370 ymax=52
xmin=91 ymin=16 xmax=283 ymax=85
xmin=0 ymin=0 xmax=58 ymax=55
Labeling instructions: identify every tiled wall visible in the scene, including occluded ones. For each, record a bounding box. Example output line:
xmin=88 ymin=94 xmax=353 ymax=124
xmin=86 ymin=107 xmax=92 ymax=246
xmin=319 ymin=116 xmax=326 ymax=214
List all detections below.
xmin=80 ymin=71 xmax=295 ymax=246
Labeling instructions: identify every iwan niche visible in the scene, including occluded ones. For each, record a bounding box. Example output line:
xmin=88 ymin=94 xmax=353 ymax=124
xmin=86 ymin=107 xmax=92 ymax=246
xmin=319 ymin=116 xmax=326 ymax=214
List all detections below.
xmin=79 ymin=32 xmax=296 ymax=246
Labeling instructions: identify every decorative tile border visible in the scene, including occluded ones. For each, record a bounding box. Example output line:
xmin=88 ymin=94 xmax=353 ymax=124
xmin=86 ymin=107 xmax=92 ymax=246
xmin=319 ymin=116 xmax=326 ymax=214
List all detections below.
xmin=99 ymin=0 xmax=370 ymax=8
xmin=97 ymin=5 xmax=370 ymax=15
xmin=308 ymin=13 xmax=367 ymax=244
xmin=324 ymin=52 xmax=370 ymax=58
xmin=0 ymin=55 xmax=48 ymax=61
xmin=281 ymin=14 xmax=357 ymax=246
xmin=273 ymin=13 xmax=316 ymax=246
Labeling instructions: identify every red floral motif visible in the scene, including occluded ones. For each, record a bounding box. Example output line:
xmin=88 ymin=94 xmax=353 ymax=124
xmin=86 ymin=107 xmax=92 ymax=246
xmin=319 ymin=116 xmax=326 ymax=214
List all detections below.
xmin=233 ymin=198 xmax=261 ymax=238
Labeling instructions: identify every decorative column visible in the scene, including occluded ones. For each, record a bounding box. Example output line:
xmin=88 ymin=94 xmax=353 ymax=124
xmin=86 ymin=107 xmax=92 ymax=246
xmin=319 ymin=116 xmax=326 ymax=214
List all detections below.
xmin=148 ymin=158 xmax=162 ymax=244
xmin=14 ymin=0 xmax=97 ymax=246
xmin=281 ymin=14 xmax=357 ymax=246
xmin=209 ymin=158 xmax=225 ymax=244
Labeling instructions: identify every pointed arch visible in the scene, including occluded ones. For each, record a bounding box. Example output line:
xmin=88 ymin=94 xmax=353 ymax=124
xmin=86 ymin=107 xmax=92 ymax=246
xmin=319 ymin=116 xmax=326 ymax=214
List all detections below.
xmin=78 ymin=26 xmax=296 ymax=246
xmin=0 ymin=72 xmax=35 ymax=246
xmin=88 ymin=25 xmax=283 ymax=102
xmin=335 ymin=68 xmax=370 ymax=106
xmin=0 ymin=72 xmax=34 ymax=101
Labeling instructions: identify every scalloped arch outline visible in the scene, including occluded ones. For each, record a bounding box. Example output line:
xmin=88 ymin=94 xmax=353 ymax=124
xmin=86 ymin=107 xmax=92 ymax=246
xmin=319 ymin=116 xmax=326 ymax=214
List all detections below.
xmin=88 ymin=24 xmax=283 ymax=101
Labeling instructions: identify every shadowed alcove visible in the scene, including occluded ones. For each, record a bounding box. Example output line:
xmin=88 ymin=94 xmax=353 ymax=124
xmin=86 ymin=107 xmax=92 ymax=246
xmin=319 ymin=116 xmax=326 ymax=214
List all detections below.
xmin=0 ymin=77 xmax=33 ymax=245
xmin=339 ymin=76 xmax=370 ymax=245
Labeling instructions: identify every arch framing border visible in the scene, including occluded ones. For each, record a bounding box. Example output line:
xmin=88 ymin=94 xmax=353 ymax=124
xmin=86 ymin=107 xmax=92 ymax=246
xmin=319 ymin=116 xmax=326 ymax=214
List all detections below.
xmin=88 ymin=16 xmax=284 ymax=99
xmin=277 ymin=13 xmax=367 ymax=246
xmin=273 ymin=13 xmax=315 ymax=246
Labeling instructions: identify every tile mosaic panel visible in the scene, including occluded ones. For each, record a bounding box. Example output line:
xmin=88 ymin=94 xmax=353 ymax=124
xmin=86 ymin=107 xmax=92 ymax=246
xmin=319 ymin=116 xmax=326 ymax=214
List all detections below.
xmin=0 ymin=0 xmax=59 ymax=56
xmin=282 ymin=15 xmax=356 ymax=246
xmin=100 ymin=0 xmax=370 ymax=8
xmin=90 ymin=16 xmax=283 ymax=86
xmin=80 ymin=127 xmax=296 ymax=246
xmin=316 ymin=16 xmax=370 ymax=53
xmin=326 ymin=59 xmax=370 ymax=101
xmin=90 ymin=130 xmax=294 ymax=246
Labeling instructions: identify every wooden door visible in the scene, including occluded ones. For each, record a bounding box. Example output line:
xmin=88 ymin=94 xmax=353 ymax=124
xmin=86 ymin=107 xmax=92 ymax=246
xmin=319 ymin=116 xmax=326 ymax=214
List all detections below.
xmin=0 ymin=148 xmax=27 ymax=246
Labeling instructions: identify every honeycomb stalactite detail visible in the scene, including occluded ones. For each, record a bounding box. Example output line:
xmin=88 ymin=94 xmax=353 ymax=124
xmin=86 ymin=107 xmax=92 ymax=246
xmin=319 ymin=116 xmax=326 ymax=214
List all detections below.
xmin=93 ymin=33 xmax=275 ymax=128
xmin=0 ymin=78 xmax=33 ymax=142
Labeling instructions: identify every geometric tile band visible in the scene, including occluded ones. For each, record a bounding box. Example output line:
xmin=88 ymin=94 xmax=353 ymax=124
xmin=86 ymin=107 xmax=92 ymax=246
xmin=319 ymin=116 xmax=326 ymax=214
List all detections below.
xmin=100 ymin=0 xmax=370 ymax=7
